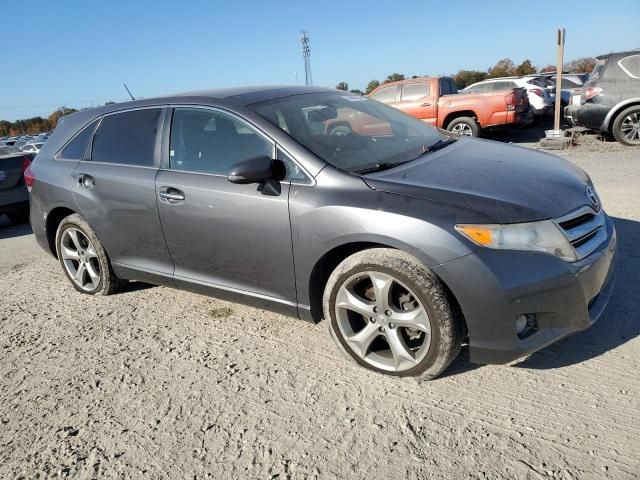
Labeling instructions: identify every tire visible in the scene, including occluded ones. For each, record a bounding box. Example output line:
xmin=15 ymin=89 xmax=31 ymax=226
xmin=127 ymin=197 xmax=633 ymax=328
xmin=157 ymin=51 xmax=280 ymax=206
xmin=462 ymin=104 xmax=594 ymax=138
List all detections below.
xmin=446 ymin=116 xmax=480 ymax=137
xmin=55 ymin=214 xmax=125 ymax=295
xmin=7 ymin=206 xmax=29 ymax=225
xmin=323 ymin=248 xmax=464 ymax=379
xmin=612 ymin=105 xmax=640 ymax=146
xmin=328 ymin=123 xmax=353 ymax=136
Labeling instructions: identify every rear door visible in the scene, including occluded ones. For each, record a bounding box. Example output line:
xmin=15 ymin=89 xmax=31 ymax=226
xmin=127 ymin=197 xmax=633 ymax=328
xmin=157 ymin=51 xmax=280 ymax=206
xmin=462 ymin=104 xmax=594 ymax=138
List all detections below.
xmin=72 ymin=108 xmax=174 ymax=282
xmin=155 ymin=106 xmax=297 ymax=308
xmin=396 ymin=81 xmax=436 ymax=124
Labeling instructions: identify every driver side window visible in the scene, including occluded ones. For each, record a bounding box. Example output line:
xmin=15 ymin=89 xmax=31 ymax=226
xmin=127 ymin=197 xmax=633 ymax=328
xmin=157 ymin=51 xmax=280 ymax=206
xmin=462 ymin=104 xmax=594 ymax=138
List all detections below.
xmin=170 ymin=108 xmax=273 ymax=175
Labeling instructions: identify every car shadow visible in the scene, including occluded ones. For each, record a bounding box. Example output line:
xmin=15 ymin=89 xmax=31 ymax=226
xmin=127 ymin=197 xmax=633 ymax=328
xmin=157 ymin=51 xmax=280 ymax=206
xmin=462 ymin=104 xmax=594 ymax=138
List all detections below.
xmin=121 ymin=281 xmax=156 ymax=293
xmin=0 ymin=215 xmax=33 ymax=239
xmin=440 ymin=216 xmax=639 ymax=378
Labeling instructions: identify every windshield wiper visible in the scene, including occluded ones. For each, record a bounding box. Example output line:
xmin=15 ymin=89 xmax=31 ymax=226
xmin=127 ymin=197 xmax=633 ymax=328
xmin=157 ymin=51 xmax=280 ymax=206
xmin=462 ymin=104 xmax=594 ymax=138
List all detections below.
xmin=425 ymin=138 xmax=457 ymax=152
xmin=352 ymin=161 xmax=411 ymax=174
xmin=352 ymin=139 xmax=457 ymax=174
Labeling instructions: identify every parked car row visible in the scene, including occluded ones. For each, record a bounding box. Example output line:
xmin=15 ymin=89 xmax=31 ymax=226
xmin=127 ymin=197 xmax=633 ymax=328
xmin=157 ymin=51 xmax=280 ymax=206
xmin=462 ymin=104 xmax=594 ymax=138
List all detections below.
xmin=565 ymin=49 xmax=640 ymax=146
xmin=0 ymin=132 xmax=51 ymax=153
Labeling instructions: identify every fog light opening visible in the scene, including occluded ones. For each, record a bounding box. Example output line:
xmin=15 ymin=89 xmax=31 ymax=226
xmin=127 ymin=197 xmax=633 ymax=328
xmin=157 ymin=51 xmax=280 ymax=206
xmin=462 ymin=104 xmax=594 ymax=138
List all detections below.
xmin=516 ymin=314 xmax=537 ymax=339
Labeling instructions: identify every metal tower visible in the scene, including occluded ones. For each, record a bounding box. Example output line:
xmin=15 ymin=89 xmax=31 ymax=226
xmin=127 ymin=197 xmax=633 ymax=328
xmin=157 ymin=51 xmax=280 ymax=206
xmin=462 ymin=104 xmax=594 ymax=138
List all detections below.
xmin=300 ymin=31 xmax=312 ymax=86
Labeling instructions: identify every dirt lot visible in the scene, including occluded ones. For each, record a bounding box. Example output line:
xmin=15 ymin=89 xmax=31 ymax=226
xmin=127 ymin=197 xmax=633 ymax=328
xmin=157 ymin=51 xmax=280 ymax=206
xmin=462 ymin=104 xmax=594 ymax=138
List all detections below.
xmin=1 ymin=132 xmax=639 ymax=479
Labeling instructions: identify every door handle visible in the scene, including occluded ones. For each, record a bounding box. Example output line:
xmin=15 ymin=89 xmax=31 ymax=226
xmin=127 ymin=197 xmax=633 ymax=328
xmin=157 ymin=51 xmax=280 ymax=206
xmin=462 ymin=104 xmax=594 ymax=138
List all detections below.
xmin=420 ymin=102 xmax=432 ymax=107
xmin=76 ymin=174 xmax=95 ymax=189
xmin=158 ymin=188 xmax=185 ymax=203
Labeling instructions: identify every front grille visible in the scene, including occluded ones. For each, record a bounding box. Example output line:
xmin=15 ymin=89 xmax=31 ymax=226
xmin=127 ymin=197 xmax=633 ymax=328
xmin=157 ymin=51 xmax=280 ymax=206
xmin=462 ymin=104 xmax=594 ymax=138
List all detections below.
xmin=555 ymin=206 xmax=606 ymax=260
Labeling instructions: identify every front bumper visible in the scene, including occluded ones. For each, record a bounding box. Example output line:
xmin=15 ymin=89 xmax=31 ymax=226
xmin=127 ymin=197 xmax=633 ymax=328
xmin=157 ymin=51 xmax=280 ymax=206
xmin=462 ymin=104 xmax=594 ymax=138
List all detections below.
xmin=433 ymin=214 xmax=616 ymax=364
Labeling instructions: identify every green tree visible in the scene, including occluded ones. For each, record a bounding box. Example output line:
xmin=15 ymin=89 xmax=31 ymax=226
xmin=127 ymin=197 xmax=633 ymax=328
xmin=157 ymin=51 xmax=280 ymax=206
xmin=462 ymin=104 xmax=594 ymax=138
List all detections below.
xmin=384 ymin=73 xmax=405 ymax=84
xmin=365 ymin=80 xmax=380 ymax=94
xmin=539 ymin=64 xmax=556 ymax=73
xmin=487 ymin=58 xmax=516 ymax=78
xmin=349 ymin=89 xmax=364 ymax=96
xmin=515 ymin=59 xmax=537 ymax=76
xmin=335 ymin=81 xmax=349 ymax=91
xmin=453 ymin=70 xmax=487 ymax=89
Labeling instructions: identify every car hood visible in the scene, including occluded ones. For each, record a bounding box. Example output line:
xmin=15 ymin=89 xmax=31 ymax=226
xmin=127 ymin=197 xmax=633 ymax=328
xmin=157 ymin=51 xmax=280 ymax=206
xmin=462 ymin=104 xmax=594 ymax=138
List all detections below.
xmin=363 ymin=137 xmax=593 ymax=223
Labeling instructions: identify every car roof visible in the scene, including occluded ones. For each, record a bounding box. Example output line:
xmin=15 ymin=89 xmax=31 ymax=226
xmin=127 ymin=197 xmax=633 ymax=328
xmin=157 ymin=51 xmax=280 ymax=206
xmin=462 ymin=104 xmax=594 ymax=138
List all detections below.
xmin=57 ymin=85 xmax=338 ymax=127
xmin=597 ymin=48 xmax=640 ymax=60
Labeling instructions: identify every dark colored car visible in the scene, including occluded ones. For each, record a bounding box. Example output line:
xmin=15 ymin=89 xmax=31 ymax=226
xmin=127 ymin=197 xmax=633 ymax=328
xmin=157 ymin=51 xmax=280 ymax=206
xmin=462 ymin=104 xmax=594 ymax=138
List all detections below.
xmin=0 ymin=151 xmax=33 ymax=223
xmin=27 ymin=87 xmax=616 ymax=379
xmin=565 ymin=49 xmax=640 ymax=145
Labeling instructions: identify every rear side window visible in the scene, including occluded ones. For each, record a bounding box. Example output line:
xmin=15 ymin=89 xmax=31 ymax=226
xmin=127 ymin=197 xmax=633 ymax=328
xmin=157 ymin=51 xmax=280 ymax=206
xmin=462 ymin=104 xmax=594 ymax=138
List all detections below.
xmin=401 ymin=82 xmax=429 ymax=101
xmin=619 ymin=55 xmax=640 ymax=79
xmin=60 ymin=119 xmax=98 ymax=160
xmin=91 ymin=108 xmax=162 ymax=167
xmin=370 ymin=86 xmax=397 ymax=104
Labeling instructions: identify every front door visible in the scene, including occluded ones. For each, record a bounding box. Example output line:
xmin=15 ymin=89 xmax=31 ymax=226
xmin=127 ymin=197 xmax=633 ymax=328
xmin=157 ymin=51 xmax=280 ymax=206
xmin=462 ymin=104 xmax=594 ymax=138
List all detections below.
xmin=156 ymin=107 xmax=297 ymax=308
xmin=72 ymin=107 xmax=174 ymax=281
xmin=396 ymin=82 xmax=436 ymax=124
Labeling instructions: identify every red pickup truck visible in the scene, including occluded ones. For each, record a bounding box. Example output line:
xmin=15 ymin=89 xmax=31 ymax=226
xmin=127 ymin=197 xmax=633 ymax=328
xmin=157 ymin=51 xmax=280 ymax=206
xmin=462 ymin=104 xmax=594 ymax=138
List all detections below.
xmin=367 ymin=76 xmax=532 ymax=136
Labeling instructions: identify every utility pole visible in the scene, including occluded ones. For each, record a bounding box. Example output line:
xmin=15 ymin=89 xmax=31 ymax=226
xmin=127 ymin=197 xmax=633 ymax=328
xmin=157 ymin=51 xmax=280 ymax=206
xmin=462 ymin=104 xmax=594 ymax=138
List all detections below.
xmin=300 ymin=31 xmax=312 ymax=86
xmin=554 ymin=28 xmax=566 ymax=131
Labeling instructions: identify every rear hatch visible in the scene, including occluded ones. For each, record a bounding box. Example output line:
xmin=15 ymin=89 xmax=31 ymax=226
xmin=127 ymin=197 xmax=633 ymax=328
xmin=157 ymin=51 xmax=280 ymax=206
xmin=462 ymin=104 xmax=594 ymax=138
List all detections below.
xmin=0 ymin=153 xmax=32 ymax=191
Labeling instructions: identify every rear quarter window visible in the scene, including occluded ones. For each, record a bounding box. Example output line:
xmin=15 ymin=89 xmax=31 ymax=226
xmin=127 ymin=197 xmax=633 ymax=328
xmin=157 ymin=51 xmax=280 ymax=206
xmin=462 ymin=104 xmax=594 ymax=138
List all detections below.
xmin=91 ymin=109 xmax=162 ymax=167
xmin=60 ymin=119 xmax=99 ymax=160
xmin=618 ymin=55 xmax=640 ymax=79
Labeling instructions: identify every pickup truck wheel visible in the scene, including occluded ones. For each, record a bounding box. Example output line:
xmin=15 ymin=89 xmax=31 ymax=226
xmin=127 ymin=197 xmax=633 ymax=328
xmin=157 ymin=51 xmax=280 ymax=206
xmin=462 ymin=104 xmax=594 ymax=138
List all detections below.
xmin=328 ymin=123 xmax=353 ymax=136
xmin=446 ymin=117 xmax=479 ymax=137
xmin=323 ymin=248 xmax=463 ymax=379
xmin=55 ymin=214 xmax=126 ymax=295
xmin=612 ymin=106 xmax=640 ymax=146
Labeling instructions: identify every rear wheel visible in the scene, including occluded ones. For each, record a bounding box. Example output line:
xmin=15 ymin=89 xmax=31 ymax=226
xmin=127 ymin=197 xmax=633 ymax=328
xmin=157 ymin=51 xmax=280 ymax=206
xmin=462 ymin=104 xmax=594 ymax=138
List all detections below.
xmin=324 ymin=248 xmax=464 ymax=379
xmin=612 ymin=106 xmax=640 ymax=146
xmin=446 ymin=116 xmax=480 ymax=137
xmin=55 ymin=214 xmax=125 ymax=295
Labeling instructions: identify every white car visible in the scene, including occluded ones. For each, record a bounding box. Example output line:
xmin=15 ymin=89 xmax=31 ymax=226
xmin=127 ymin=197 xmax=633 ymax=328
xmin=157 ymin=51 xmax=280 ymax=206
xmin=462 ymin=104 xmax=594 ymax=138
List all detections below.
xmin=463 ymin=77 xmax=553 ymax=116
xmin=19 ymin=142 xmax=44 ymax=153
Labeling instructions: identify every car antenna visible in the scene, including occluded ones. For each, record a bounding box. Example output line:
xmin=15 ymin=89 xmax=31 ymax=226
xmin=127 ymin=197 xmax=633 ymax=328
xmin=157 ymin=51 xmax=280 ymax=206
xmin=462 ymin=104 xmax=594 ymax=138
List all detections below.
xmin=123 ymin=83 xmax=136 ymax=101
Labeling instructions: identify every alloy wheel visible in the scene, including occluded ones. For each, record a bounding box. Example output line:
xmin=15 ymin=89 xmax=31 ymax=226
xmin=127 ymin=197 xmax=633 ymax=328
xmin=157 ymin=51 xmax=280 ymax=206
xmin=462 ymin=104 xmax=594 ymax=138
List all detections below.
xmin=60 ymin=227 xmax=101 ymax=292
xmin=620 ymin=112 xmax=640 ymax=143
xmin=334 ymin=271 xmax=432 ymax=372
xmin=451 ymin=123 xmax=473 ymax=136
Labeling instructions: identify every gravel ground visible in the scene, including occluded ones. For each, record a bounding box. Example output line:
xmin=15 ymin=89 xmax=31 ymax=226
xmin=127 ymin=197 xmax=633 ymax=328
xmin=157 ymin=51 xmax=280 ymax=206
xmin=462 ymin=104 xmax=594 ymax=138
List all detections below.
xmin=1 ymin=133 xmax=639 ymax=479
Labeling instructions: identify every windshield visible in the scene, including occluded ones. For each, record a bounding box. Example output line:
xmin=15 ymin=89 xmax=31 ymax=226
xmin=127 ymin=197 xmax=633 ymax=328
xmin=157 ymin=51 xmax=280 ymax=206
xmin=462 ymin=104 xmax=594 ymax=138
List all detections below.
xmin=248 ymin=92 xmax=448 ymax=172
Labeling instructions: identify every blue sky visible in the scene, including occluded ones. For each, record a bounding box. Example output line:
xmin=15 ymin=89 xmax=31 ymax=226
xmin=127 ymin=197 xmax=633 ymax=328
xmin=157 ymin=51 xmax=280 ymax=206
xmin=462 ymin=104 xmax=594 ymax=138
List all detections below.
xmin=1 ymin=0 xmax=638 ymax=121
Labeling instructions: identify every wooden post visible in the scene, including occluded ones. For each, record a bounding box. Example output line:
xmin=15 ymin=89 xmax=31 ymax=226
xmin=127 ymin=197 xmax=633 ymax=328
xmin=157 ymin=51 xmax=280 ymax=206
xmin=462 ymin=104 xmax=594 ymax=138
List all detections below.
xmin=554 ymin=28 xmax=566 ymax=131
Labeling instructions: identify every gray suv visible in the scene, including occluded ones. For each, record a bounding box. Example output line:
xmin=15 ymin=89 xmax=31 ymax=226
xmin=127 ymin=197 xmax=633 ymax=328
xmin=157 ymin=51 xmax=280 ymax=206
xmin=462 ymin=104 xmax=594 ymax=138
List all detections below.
xmin=27 ymin=87 xmax=616 ymax=379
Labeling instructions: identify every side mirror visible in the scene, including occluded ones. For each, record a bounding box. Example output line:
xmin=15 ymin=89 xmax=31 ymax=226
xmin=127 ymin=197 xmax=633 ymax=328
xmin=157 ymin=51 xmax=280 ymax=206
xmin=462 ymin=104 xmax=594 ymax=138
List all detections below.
xmin=227 ymin=156 xmax=273 ymax=184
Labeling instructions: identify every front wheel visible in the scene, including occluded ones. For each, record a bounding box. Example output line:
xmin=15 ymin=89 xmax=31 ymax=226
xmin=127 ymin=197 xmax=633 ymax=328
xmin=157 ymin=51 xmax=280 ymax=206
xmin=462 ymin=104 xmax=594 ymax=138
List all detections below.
xmin=612 ymin=106 xmax=640 ymax=146
xmin=323 ymin=248 xmax=464 ymax=379
xmin=446 ymin=116 xmax=480 ymax=137
xmin=55 ymin=214 xmax=125 ymax=295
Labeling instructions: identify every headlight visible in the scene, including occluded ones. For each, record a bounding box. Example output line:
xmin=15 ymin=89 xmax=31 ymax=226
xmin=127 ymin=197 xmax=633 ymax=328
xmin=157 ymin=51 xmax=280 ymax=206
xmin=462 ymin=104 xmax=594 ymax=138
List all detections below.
xmin=455 ymin=220 xmax=577 ymax=262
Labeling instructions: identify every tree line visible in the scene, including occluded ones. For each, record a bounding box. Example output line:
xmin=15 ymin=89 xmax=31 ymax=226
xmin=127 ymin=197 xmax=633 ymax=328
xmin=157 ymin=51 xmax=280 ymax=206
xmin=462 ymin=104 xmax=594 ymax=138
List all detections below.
xmin=335 ymin=56 xmax=597 ymax=94
xmin=0 ymin=102 xmax=116 ymax=137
